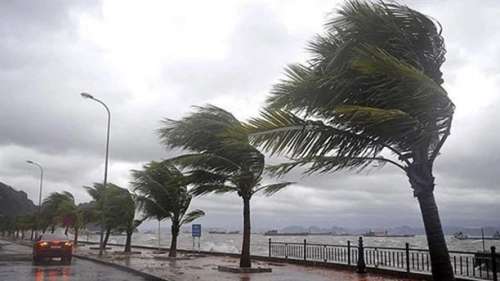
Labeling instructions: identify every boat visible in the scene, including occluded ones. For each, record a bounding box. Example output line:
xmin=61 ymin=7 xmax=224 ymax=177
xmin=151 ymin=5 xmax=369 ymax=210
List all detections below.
xmin=208 ymin=231 xmax=227 ymax=234
xmin=264 ymin=230 xmax=309 ymax=236
xmin=363 ymin=230 xmax=415 ymax=238
xmin=454 ymin=231 xmax=500 ymax=240
xmin=208 ymin=230 xmax=240 ymax=234
xmin=308 ymin=232 xmax=336 ymax=236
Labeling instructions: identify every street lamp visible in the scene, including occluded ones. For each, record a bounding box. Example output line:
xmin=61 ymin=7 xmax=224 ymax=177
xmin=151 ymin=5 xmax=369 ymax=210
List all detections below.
xmin=81 ymin=92 xmax=111 ymax=256
xmin=26 ymin=160 xmax=43 ymax=239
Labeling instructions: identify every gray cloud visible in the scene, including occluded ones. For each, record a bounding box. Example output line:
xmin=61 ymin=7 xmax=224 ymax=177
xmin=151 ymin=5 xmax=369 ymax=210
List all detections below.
xmin=0 ymin=0 xmax=499 ymax=230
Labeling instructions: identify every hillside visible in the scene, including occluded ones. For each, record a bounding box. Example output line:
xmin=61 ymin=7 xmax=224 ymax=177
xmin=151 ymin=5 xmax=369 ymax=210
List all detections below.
xmin=0 ymin=182 xmax=36 ymax=217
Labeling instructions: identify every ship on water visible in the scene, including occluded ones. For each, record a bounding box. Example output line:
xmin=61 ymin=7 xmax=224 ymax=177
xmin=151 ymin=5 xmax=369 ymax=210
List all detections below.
xmin=264 ymin=230 xmax=309 ymax=236
xmin=363 ymin=230 xmax=415 ymax=238
xmin=208 ymin=230 xmax=240 ymax=234
xmin=264 ymin=230 xmax=353 ymax=236
xmin=454 ymin=231 xmax=500 ymax=240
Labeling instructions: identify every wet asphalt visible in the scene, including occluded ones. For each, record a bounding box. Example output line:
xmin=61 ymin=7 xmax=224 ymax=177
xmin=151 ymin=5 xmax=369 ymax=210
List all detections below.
xmin=0 ymin=240 xmax=154 ymax=281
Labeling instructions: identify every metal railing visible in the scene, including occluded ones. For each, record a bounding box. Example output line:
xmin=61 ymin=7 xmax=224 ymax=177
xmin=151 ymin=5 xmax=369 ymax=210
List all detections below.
xmin=269 ymin=237 xmax=499 ymax=281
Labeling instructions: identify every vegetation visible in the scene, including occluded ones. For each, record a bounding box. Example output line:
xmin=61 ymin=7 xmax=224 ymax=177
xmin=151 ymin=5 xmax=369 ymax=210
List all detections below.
xmin=40 ymin=192 xmax=76 ymax=234
xmin=246 ymin=1 xmax=454 ymax=279
xmin=159 ymin=105 xmax=293 ymax=267
xmin=132 ymin=160 xmax=205 ymax=257
xmin=15 ymin=215 xmax=34 ymax=240
xmin=85 ymin=183 xmax=139 ymax=249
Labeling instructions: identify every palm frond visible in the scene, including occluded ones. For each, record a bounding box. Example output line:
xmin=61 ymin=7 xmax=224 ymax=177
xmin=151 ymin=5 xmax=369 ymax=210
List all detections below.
xmin=265 ymin=154 xmax=405 ymax=177
xmin=254 ymin=182 xmax=294 ymax=196
xmin=161 ymin=105 xmax=269 ymax=198
xmin=246 ymin=109 xmax=390 ymax=159
xmin=190 ymin=184 xmax=239 ymax=196
xmin=249 ymin=0 xmax=453 ymax=176
xmin=180 ymin=209 xmax=205 ymax=225
xmin=170 ymin=153 xmax=241 ymax=174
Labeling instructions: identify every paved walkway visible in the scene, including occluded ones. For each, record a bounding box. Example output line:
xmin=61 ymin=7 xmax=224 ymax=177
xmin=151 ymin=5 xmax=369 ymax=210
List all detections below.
xmin=75 ymin=245 xmax=424 ymax=281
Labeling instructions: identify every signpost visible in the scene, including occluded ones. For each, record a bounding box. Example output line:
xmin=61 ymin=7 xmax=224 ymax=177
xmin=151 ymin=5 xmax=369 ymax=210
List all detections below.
xmin=192 ymin=224 xmax=201 ymax=251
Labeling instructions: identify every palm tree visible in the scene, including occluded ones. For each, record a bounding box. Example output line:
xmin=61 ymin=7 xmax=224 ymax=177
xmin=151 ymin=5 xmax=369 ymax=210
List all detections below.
xmin=40 ymin=191 xmax=75 ymax=234
xmin=39 ymin=191 xmax=87 ymax=244
xmin=0 ymin=215 xmax=16 ymax=237
xmin=246 ymin=1 xmax=454 ymax=280
xmin=107 ymin=188 xmax=140 ymax=253
xmin=123 ymin=218 xmax=145 ymax=253
xmin=85 ymin=183 xmax=136 ymax=248
xmin=15 ymin=215 xmax=34 ymax=240
xmin=159 ymin=105 xmax=293 ymax=267
xmin=132 ymin=160 xmax=205 ymax=257
xmin=71 ymin=202 xmax=100 ymax=245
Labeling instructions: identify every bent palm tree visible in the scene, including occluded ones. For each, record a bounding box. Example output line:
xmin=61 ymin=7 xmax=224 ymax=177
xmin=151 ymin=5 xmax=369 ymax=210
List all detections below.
xmin=41 ymin=191 xmax=76 ymax=234
xmin=85 ymin=183 xmax=135 ymax=248
xmin=159 ymin=105 xmax=293 ymax=267
xmin=132 ymin=161 xmax=205 ymax=257
xmin=246 ymin=1 xmax=454 ymax=280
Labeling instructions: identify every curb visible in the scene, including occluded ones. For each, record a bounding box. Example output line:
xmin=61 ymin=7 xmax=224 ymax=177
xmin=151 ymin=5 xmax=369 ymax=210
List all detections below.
xmin=73 ymin=253 xmax=169 ymax=281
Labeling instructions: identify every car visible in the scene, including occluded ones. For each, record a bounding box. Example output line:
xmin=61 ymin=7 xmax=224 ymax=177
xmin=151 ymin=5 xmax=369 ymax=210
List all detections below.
xmin=33 ymin=233 xmax=73 ymax=265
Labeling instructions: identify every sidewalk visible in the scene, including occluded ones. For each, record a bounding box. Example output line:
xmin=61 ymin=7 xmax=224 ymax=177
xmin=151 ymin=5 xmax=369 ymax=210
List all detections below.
xmin=74 ymin=245 xmax=424 ymax=281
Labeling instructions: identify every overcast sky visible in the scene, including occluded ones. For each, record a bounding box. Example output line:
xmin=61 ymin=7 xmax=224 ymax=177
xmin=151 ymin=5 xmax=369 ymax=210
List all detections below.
xmin=1 ymin=0 xmax=499 ymax=230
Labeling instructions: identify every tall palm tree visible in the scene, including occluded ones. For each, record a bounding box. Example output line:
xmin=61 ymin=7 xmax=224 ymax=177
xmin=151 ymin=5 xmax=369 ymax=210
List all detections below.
xmin=108 ymin=188 xmax=139 ymax=253
xmin=246 ymin=1 xmax=454 ymax=280
xmin=85 ymin=183 xmax=135 ymax=248
xmin=39 ymin=191 xmax=86 ymax=244
xmin=40 ymin=191 xmax=75 ymax=234
xmin=159 ymin=105 xmax=293 ymax=267
xmin=132 ymin=160 xmax=205 ymax=257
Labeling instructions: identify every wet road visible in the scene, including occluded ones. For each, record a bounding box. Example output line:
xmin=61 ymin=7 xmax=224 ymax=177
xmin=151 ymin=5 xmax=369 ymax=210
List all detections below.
xmin=0 ymin=240 xmax=154 ymax=281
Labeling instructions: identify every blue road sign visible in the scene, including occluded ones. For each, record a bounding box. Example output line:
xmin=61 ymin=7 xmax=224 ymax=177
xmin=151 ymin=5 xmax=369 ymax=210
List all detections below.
xmin=192 ymin=224 xmax=201 ymax=237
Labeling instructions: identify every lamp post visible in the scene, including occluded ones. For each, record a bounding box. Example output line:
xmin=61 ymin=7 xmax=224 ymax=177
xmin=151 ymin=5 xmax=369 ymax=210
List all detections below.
xmin=81 ymin=92 xmax=111 ymax=256
xmin=26 ymin=160 xmax=43 ymax=239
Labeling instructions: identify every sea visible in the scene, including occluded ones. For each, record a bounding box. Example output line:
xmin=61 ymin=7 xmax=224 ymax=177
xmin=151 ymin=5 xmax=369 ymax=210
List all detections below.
xmin=82 ymin=232 xmax=500 ymax=255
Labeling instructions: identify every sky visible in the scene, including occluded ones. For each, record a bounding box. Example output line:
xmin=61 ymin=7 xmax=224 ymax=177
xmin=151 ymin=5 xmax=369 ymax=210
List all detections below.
xmin=1 ymin=0 xmax=499 ymax=231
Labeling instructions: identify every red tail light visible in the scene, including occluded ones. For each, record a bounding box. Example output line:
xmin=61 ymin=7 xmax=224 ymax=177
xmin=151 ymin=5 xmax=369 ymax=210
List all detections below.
xmin=37 ymin=242 xmax=49 ymax=247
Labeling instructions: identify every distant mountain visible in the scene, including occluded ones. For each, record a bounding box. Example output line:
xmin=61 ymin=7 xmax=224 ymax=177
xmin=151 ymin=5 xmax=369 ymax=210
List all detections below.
xmin=271 ymin=225 xmax=499 ymax=236
xmin=280 ymin=225 xmax=351 ymax=234
xmin=0 ymin=182 xmax=36 ymax=217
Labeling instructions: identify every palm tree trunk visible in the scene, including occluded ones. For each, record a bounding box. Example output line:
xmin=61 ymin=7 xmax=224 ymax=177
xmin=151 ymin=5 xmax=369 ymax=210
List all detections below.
xmin=169 ymin=223 xmax=179 ymax=257
xmin=124 ymin=230 xmax=132 ymax=253
xmin=73 ymin=227 xmax=79 ymax=245
xmin=417 ymin=191 xmax=454 ymax=281
xmin=103 ymin=227 xmax=111 ymax=248
xmin=157 ymin=219 xmax=161 ymax=251
xmin=408 ymin=155 xmax=454 ymax=281
xmin=240 ymin=196 xmax=251 ymax=268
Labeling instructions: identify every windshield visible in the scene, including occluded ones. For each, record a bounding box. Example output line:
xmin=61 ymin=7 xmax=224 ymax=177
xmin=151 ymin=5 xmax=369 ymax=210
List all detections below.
xmin=39 ymin=233 xmax=70 ymax=241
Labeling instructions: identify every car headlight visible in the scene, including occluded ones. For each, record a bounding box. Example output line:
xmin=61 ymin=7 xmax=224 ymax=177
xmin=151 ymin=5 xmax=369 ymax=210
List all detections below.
xmin=39 ymin=242 xmax=49 ymax=247
xmin=64 ymin=242 xmax=72 ymax=247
